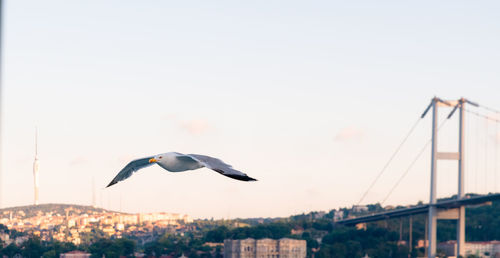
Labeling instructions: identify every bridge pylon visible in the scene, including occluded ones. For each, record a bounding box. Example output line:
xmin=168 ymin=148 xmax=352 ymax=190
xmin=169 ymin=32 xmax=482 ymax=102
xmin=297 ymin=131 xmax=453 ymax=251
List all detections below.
xmin=422 ymin=97 xmax=477 ymax=258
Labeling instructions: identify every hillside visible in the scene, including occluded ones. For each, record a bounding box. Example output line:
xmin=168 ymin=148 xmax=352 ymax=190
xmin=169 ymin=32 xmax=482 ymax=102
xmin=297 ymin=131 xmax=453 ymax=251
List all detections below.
xmin=0 ymin=203 xmax=118 ymax=219
xmin=0 ymin=197 xmax=498 ymax=257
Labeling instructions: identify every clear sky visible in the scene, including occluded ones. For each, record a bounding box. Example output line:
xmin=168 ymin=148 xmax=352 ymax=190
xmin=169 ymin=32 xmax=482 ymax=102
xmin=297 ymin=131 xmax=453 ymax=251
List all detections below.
xmin=1 ymin=1 xmax=500 ymax=219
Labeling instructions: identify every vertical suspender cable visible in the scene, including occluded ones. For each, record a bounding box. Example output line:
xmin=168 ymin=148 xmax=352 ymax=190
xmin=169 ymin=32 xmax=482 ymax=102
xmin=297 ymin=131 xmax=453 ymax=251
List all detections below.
xmin=485 ymin=118 xmax=489 ymax=193
xmin=484 ymin=119 xmax=488 ymax=194
xmin=467 ymin=112 xmax=471 ymax=194
xmin=495 ymin=122 xmax=498 ymax=192
xmin=0 ymin=0 xmax=3 ymax=209
xmin=475 ymin=114 xmax=479 ymax=194
xmin=465 ymin=107 xmax=500 ymax=193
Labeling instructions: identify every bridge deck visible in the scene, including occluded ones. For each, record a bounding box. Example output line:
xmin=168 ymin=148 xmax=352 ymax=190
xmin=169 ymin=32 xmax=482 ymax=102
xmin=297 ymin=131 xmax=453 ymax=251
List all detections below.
xmin=336 ymin=193 xmax=500 ymax=226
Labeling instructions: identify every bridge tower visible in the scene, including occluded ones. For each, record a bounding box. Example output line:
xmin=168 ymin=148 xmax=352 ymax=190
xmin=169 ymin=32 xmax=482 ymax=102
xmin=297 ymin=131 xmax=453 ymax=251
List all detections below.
xmin=457 ymin=98 xmax=466 ymax=257
xmin=33 ymin=128 xmax=40 ymax=205
xmin=424 ymin=97 xmax=475 ymax=258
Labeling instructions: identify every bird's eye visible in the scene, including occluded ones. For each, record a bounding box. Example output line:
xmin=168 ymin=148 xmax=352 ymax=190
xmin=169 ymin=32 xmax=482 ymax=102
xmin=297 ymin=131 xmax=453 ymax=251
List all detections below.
xmin=159 ymin=156 xmax=162 ymax=159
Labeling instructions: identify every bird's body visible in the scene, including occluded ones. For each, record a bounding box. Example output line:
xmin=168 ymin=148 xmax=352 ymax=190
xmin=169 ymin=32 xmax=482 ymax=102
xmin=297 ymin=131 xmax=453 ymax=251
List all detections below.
xmin=156 ymin=152 xmax=203 ymax=172
xmin=106 ymin=152 xmax=256 ymax=187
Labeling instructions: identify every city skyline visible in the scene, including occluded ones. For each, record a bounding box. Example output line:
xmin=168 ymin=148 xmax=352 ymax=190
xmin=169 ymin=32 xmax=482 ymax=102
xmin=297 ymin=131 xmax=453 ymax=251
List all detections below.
xmin=1 ymin=1 xmax=500 ymax=219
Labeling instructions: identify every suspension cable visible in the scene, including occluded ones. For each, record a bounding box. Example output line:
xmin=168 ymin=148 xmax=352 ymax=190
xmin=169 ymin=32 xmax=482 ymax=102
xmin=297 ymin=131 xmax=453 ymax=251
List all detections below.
xmin=466 ymin=107 xmax=500 ymax=194
xmin=356 ymin=117 xmax=422 ymax=205
xmin=381 ymin=119 xmax=448 ymax=205
xmin=478 ymin=103 xmax=500 ymax=115
xmin=361 ymin=100 xmax=500 ymax=205
xmin=466 ymin=109 xmax=500 ymax=123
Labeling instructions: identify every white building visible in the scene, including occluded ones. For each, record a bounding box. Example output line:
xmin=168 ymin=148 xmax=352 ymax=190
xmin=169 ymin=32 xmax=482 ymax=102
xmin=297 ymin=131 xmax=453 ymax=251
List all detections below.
xmin=352 ymin=205 xmax=368 ymax=213
xmin=333 ymin=210 xmax=344 ymax=221
xmin=438 ymin=240 xmax=500 ymax=257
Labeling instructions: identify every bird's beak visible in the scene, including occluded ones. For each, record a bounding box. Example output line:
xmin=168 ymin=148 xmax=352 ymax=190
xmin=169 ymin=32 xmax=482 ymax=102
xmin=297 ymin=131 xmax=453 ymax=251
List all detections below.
xmin=149 ymin=158 xmax=157 ymax=163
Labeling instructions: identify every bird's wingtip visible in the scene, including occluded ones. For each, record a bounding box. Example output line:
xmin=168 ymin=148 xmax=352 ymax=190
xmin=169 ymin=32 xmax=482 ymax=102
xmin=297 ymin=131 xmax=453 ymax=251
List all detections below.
xmin=247 ymin=176 xmax=258 ymax=181
xmin=106 ymin=181 xmax=116 ymax=188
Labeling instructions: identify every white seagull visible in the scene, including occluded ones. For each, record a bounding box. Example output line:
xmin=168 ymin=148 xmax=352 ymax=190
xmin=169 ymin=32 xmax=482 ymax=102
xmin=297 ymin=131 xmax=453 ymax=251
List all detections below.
xmin=106 ymin=152 xmax=257 ymax=187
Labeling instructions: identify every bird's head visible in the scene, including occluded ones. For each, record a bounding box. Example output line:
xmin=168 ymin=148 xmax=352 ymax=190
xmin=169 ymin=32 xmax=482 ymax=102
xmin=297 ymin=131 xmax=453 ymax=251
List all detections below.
xmin=149 ymin=155 xmax=164 ymax=163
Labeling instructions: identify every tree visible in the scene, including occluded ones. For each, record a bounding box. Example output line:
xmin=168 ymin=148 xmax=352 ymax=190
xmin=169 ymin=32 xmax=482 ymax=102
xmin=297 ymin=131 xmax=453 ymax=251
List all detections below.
xmin=1 ymin=243 xmax=21 ymax=257
xmin=43 ymin=241 xmax=77 ymax=258
xmin=88 ymin=238 xmax=136 ymax=258
xmin=21 ymin=236 xmax=45 ymax=258
xmin=204 ymin=226 xmax=228 ymax=243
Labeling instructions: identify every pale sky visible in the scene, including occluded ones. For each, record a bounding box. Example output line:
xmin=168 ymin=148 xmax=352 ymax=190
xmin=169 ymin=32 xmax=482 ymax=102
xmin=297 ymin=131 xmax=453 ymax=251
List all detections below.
xmin=1 ymin=1 xmax=500 ymax=219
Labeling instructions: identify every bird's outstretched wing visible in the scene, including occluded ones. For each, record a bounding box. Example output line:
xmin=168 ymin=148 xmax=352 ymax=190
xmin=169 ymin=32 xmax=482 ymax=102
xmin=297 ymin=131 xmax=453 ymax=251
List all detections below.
xmin=187 ymin=154 xmax=257 ymax=181
xmin=106 ymin=156 xmax=155 ymax=187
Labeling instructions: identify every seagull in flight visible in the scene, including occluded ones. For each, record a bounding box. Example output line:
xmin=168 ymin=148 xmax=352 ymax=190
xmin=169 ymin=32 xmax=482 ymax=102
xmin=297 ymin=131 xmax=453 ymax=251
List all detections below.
xmin=106 ymin=152 xmax=257 ymax=187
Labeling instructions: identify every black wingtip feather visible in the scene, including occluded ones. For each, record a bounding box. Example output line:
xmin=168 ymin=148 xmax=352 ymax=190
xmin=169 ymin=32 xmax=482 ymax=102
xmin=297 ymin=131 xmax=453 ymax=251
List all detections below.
xmin=106 ymin=180 xmax=117 ymax=188
xmin=212 ymin=168 xmax=257 ymax=181
xmin=226 ymin=174 xmax=258 ymax=182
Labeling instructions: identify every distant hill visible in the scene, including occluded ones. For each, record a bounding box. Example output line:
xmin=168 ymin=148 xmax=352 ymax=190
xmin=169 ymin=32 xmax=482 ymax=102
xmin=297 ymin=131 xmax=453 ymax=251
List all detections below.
xmin=0 ymin=203 xmax=122 ymax=219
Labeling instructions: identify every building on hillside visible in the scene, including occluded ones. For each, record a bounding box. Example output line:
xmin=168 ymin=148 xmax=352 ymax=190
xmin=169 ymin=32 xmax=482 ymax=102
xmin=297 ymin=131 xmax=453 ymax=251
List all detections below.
xmin=333 ymin=210 xmax=344 ymax=221
xmin=59 ymin=250 xmax=91 ymax=258
xmin=137 ymin=212 xmax=192 ymax=224
xmin=0 ymin=233 xmax=10 ymax=244
xmin=352 ymin=205 xmax=368 ymax=213
xmin=224 ymin=238 xmax=306 ymax=258
xmin=438 ymin=240 xmax=500 ymax=257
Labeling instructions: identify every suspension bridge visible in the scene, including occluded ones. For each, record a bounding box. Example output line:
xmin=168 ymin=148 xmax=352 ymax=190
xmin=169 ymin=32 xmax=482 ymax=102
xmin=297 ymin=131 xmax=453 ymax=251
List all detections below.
xmin=335 ymin=97 xmax=500 ymax=258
